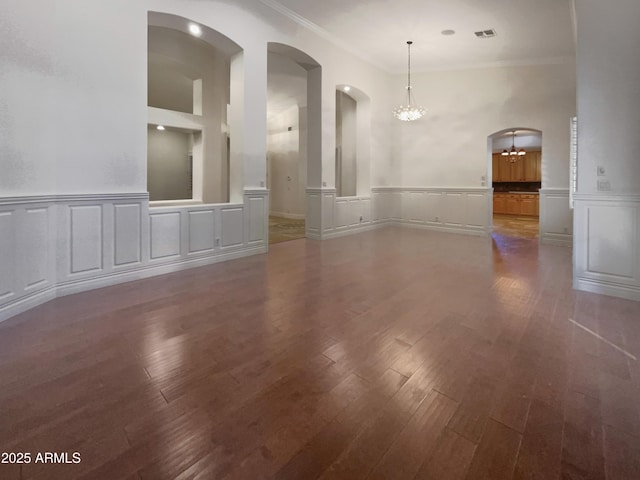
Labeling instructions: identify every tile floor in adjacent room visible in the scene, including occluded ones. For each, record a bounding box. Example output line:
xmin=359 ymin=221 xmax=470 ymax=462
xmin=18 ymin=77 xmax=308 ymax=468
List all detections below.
xmin=269 ymin=216 xmax=306 ymax=244
xmin=0 ymin=227 xmax=639 ymax=479
xmin=492 ymin=214 xmax=540 ymax=239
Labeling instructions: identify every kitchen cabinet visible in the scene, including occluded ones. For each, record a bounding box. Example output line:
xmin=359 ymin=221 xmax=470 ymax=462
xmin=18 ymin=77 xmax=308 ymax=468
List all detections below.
xmin=493 ymin=193 xmax=539 ymax=216
xmin=493 ymin=195 xmax=507 ymax=214
xmin=492 ymin=151 xmax=541 ymax=182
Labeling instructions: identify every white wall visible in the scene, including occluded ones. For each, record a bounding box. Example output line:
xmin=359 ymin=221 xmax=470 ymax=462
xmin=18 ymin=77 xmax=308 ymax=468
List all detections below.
xmin=392 ymin=62 xmax=576 ymax=189
xmin=573 ymin=0 xmax=640 ymax=300
xmin=147 ymin=127 xmax=192 ymax=201
xmin=0 ymin=0 xmax=148 ymax=196
xmin=575 ymin=0 xmax=640 ymax=195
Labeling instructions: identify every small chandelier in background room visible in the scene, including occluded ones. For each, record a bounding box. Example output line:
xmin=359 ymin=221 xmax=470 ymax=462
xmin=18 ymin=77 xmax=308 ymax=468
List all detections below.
xmin=393 ymin=41 xmax=426 ymax=121
xmin=502 ymin=130 xmax=526 ymax=161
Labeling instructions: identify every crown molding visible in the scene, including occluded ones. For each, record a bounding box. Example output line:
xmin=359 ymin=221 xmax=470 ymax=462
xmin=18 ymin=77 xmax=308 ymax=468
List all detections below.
xmin=413 ymin=55 xmax=575 ymax=74
xmin=260 ymin=0 xmax=575 ymax=75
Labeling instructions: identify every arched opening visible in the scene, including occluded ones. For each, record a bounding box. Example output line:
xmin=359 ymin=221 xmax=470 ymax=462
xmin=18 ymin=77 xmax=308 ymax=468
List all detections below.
xmin=488 ymin=127 xmax=542 ymax=239
xmin=335 ymin=85 xmax=371 ymax=198
xmin=266 ymin=43 xmax=321 ymax=244
xmin=147 ymin=12 xmax=242 ymax=205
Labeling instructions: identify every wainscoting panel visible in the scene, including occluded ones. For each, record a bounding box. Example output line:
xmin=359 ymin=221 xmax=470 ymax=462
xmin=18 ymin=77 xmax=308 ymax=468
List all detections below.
xmin=389 ymin=193 xmax=402 ymax=220
xmin=361 ymin=198 xmax=372 ymax=223
xmin=424 ymin=192 xmax=443 ymax=223
xmin=322 ymin=192 xmax=336 ymax=233
xmin=114 ymin=204 xmax=142 ymax=266
xmin=0 ymin=211 xmax=15 ymax=300
xmin=372 ymin=192 xmax=387 ymax=223
xmin=23 ymin=208 xmax=49 ymax=290
xmin=466 ymin=193 xmax=489 ymax=228
xmin=335 ymin=199 xmax=350 ymax=229
xmin=406 ymin=192 xmax=425 ymax=223
xmin=0 ymin=194 xmax=268 ymax=323
xmin=244 ymin=190 xmax=268 ymax=245
xmin=574 ymin=194 xmax=640 ymax=300
xmin=188 ymin=209 xmax=216 ymax=254
xmin=586 ymin=205 xmax=636 ymax=279
xmin=306 ymin=191 xmax=322 ymax=238
xmin=70 ymin=205 xmax=103 ymax=274
xmin=335 ymin=197 xmax=371 ymax=230
xmin=371 ymin=188 xmax=490 ymax=236
xmin=540 ymin=189 xmax=573 ymax=246
xmin=220 ymin=207 xmax=244 ymax=248
xmin=150 ymin=211 xmax=181 ymax=260
xmin=443 ymin=193 xmax=465 ymax=226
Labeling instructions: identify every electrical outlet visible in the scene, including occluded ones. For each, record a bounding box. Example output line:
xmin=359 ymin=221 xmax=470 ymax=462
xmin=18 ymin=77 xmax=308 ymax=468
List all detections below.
xmin=435 ymin=216 xmax=439 ymax=222
xmin=322 ymin=181 xmax=327 ymax=187
xmin=563 ymin=227 xmax=568 ymax=233
xmin=260 ymin=181 xmax=265 ymax=187
xmin=215 ymin=238 xmax=221 ymax=246
xmin=359 ymin=215 xmax=363 ymax=222
xmin=597 ymin=165 xmax=606 ymax=176
xmin=597 ymin=180 xmax=611 ymax=191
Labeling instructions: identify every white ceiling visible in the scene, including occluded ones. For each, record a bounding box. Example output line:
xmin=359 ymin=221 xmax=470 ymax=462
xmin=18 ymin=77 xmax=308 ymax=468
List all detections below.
xmin=260 ymin=0 xmax=576 ymax=73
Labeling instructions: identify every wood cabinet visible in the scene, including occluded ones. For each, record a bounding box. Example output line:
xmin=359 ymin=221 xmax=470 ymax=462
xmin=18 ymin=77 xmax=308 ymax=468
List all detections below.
xmin=493 ymin=193 xmax=539 ymax=216
xmin=493 ymin=195 xmax=507 ymax=214
xmin=492 ymin=151 xmax=541 ymax=182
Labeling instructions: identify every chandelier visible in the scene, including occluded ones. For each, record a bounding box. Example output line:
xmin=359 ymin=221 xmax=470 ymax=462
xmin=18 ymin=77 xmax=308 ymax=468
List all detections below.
xmin=393 ymin=41 xmax=426 ymax=121
xmin=502 ymin=130 xmax=525 ymax=161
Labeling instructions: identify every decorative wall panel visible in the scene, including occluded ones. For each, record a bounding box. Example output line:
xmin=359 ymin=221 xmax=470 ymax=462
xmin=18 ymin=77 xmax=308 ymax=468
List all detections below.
xmin=23 ymin=208 xmax=49 ymax=289
xmin=150 ymin=212 xmax=181 ymax=259
xmin=114 ymin=204 xmax=142 ymax=265
xmin=0 ymin=211 xmax=15 ymax=300
xmin=221 ymin=208 xmax=243 ymax=247
xmin=188 ymin=210 xmax=216 ymax=253
xmin=70 ymin=205 xmax=103 ymax=274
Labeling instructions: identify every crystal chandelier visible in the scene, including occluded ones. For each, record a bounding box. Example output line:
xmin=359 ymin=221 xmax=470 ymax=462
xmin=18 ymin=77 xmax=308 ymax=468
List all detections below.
xmin=501 ymin=130 xmax=526 ymax=162
xmin=393 ymin=41 xmax=426 ymax=121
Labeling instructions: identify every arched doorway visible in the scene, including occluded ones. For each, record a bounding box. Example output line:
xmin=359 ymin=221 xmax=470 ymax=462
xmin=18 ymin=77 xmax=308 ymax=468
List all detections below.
xmin=266 ymin=43 xmax=321 ymax=244
xmin=488 ymin=128 xmax=542 ymax=239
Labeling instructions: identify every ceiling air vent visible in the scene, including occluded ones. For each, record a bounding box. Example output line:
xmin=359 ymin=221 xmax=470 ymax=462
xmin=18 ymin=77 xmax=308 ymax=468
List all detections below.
xmin=474 ymin=29 xmax=497 ymax=39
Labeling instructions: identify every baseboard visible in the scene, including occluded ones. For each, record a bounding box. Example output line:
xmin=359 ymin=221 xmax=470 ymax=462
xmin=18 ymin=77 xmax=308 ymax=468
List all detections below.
xmin=270 ymin=211 xmax=305 ymax=220
xmin=575 ymin=277 xmax=640 ymax=302
xmin=0 ymin=245 xmax=267 ymax=324
xmin=395 ymin=220 xmax=489 ymax=237
xmin=320 ymin=222 xmax=385 ymax=239
xmin=540 ymin=232 xmax=573 ymax=246
xmin=0 ymin=287 xmax=57 ymax=324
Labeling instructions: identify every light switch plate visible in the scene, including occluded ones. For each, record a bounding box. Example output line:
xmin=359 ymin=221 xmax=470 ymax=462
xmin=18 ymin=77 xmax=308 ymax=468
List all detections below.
xmin=597 ymin=165 xmax=606 ymax=176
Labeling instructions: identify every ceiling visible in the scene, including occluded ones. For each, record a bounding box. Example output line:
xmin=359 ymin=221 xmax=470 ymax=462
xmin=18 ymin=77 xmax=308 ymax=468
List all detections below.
xmin=260 ymin=0 xmax=576 ymax=73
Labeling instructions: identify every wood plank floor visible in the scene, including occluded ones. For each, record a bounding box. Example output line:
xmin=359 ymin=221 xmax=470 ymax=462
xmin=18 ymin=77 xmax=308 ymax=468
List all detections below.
xmin=1 ymin=227 xmax=639 ymax=480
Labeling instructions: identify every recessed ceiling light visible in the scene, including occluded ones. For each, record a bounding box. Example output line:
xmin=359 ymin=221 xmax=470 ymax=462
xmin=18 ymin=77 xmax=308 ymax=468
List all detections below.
xmin=441 ymin=29 xmax=456 ymax=36
xmin=343 ymin=86 xmax=351 ymax=92
xmin=156 ymin=125 xmax=165 ymax=131
xmin=188 ymin=23 xmax=202 ymax=37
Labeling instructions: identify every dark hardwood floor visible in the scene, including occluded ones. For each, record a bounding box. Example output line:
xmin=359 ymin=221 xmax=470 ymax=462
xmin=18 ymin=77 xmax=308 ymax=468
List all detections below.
xmin=0 ymin=227 xmax=639 ymax=479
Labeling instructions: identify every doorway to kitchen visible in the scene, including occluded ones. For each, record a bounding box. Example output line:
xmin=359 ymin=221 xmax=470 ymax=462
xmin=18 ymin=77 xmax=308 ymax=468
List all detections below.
xmin=489 ymin=128 xmax=542 ymax=239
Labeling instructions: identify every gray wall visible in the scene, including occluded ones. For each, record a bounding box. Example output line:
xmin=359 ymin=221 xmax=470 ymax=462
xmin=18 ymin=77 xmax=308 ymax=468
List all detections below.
xmin=147 ymin=126 xmax=192 ymax=201
xmin=336 ymin=90 xmax=357 ymax=197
